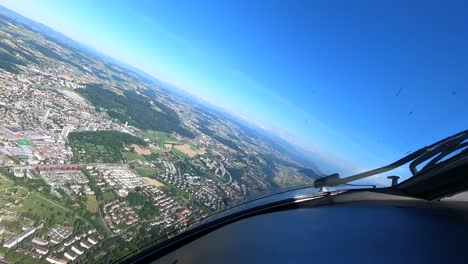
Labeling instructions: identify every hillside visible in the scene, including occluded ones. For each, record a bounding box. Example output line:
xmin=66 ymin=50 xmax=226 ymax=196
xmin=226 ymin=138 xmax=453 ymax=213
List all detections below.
xmin=77 ymin=84 xmax=195 ymax=137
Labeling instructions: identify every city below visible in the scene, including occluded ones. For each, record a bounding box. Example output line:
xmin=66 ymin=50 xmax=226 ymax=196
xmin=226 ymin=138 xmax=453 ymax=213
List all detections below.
xmin=0 ymin=6 xmax=319 ymax=264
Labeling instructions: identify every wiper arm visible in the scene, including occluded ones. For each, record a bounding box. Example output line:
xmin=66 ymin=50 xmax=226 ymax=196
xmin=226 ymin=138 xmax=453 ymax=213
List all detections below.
xmin=314 ymin=130 xmax=468 ymax=188
xmin=409 ymin=132 xmax=468 ymax=175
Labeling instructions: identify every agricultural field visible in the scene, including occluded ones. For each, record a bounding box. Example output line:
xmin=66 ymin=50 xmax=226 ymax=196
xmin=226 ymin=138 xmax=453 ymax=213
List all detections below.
xmin=142 ymin=177 xmax=165 ymax=187
xmin=86 ymin=195 xmax=99 ymax=212
xmin=170 ymin=147 xmax=189 ymax=158
xmin=129 ymin=144 xmax=151 ymax=155
xmin=123 ymin=151 xmax=147 ymax=162
xmin=134 ymin=167 xmax=159 ymax=178
xmin=139 ymin=130 xmax=180 ymax=148
xmin=173 ymin=144 xmax=205 ymax=158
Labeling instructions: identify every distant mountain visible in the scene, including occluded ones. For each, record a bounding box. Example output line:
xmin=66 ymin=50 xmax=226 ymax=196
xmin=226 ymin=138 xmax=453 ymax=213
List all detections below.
xmin=0 ymin=5 xmax=159 ymax=86
xmin=0 ymin=5 xmax=89 ymax=52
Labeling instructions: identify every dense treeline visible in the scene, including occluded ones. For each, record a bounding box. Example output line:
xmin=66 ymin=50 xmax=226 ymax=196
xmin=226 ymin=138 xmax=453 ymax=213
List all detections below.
xmin=76 ymin=84 xmax=195 ymax=138
xmin=198 ymin=125 xmax=216 ymax=136
xmin=0 ymin=41 xmax=40 ymax=64
xmin=127 ymin=192 xmax=147 ymax=206
xmin=68 ymin=130 xmax=146 ymax=163
xmin=0 ymin=48 xmax=26 ymax=65
xmin=0 ymin=60 xmax=20 ymax=73
xmin=0 ymin=49 xmax=23 ymax=73
xmin=138 ymin=202 xmax=160 ymax=220
xmin=227 ymin=167 xmax=245 ymax=182
xmin=127 ymin=192 xmax=160 ymax=220
xmin=214 ymin=135 xmax=241 ymax=152
xmin=69 ymin=130 xmax=146 ymax=148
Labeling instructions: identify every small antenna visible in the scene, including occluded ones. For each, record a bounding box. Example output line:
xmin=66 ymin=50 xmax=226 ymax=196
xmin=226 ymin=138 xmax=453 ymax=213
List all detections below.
xmin=319 ymin=186 xmax=328 ymax=192
xmin=387 ymin=176 xmax=400 ymax=186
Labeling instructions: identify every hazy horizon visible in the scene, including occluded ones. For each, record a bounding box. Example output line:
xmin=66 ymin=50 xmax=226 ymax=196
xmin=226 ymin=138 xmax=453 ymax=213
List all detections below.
xmin=1 ymin=0 xmax=467 ymax=175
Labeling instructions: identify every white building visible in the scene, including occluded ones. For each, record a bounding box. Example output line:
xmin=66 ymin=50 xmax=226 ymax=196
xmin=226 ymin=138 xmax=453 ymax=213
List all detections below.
xmin=80 ymin=240 xmax=92 ymax=249
xmin=64 ymin=251 xmax=77 ymax=261
xmin=71 ymin=245 xmax=84 ymax=255
xmin=32 ymin=237 xmax=49 ymax=246
xmin=46 ymin=256 xmax=67 ymax=264
xmin=87 ymin=237 xmax=98 ymax=245
xmin=33 ymin=244 xmax=49 ymax=255
xmin=3 ymin=227 xmax=35 ymax=249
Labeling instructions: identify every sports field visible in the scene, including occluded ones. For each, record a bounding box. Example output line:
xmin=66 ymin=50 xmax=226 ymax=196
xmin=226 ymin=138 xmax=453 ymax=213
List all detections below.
xmin=15 ymin=139 xmax=32 ymax=146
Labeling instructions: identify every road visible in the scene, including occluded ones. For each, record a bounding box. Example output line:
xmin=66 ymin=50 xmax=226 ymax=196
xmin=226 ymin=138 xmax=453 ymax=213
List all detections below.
xmin=221 ymin=170 xmax=232 ymax=186
xmin=97 ymin=198 xmax=112 ymax=235
xmin=35 ymin=193 xmax=72 ymax=213
xmin=0 ymin=186 xmax=30 ymax=200
xmin=5 ymin=163 xmax=129 ymax=169
xmin=0 ymin=173 xmax=13 ymax=183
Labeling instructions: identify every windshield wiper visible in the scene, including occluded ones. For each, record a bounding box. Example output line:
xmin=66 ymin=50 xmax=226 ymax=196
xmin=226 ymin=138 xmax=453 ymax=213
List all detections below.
xmin=314 ymin=130 xmax=468 ymax=188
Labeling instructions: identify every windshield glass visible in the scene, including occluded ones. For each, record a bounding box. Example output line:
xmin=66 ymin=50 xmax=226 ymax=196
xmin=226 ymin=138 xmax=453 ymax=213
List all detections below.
xmin=0 ymin=1 xmax=467 ymax=263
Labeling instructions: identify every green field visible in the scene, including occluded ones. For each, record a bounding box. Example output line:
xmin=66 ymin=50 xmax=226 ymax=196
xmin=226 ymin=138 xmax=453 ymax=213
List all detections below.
xmin=1 ymin=250 xmax=40 ymax=264
xmin=123 ymin=151 xmax=147 ymax=162
xmin=0 ymin=174 xmax=15 ymax=207
xmin=0 ymin=186 xmax=29 ymax=200
xmin=151 ymin=105 xmax=163 ymax=113
xmin=15 ymin=139 xmax=32 ymax=146
xmin=19 ymin=193 xmax=74 ymax=225
xmin=170 ymin=148 xmax=189 ymax=158
xmin=0 ymin=174 xmax=13 ymax=188
xmin=0 ymin=173 xmax=80 ymax=242
xmin=102 ymin=191 xmax=116 ymax=202
xmin=134 ymin=167 xmax=158 ymax=177
xmin=139 ymin=131 xmax=179 ymax=147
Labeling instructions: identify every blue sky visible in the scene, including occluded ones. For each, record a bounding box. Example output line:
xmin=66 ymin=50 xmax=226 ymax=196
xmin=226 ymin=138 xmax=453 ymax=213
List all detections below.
xmin=1 ymin=0 xmax=467 ymax=175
